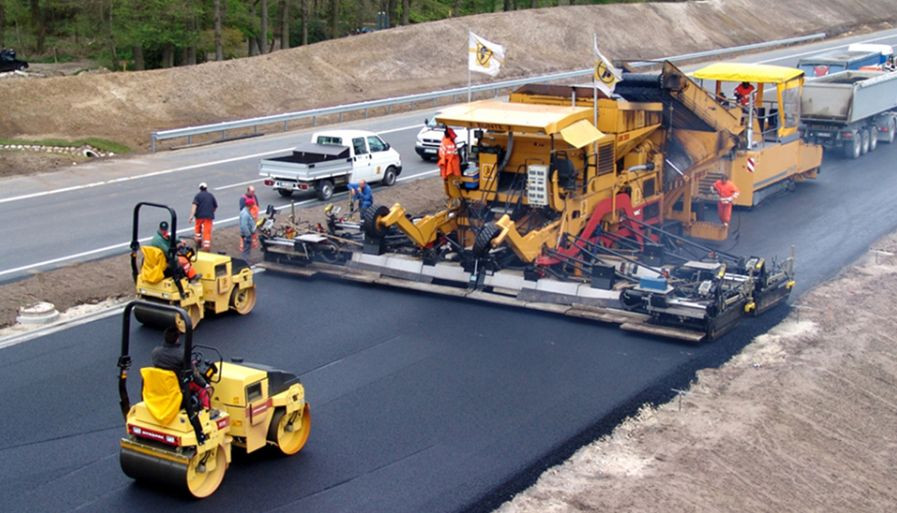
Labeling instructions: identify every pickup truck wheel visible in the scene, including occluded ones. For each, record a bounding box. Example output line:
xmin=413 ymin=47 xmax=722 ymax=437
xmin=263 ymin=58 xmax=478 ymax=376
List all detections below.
xmin=382 ymin=166 xmax=397 ymax=186
xmin=363 ymin=205 xmax=390 ymax=238
xmin=276 ymin=188 xmax=293 ymax=198
xmin=316 ymin=180 xmax=334 ymax=201
xmin=843 ymin=133 xmax=861 ymax=159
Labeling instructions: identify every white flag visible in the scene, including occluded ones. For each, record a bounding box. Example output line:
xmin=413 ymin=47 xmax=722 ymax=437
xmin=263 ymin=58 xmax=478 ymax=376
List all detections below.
xmin=469 ymin=32 xmax=505 ymax=77
xmin=593 ymin=35 xmax=622 ymax=97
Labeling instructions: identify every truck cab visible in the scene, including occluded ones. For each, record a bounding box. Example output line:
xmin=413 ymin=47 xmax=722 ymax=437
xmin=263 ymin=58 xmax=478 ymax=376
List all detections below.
xmin=797 ymin=49 xmax=885 ymax=78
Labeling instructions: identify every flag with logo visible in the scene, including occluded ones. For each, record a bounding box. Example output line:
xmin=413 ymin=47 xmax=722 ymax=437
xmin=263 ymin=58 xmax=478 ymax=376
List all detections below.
xmin=593 ymin=35 xmax=622 ymax=97
xmin=469 ymin=32 xmax=505 ymax=77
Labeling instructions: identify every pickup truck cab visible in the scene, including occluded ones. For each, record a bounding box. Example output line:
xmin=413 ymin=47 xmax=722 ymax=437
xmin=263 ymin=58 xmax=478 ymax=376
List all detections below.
xmin=415 ymin=117 xmax=476 ymax=164
xmin=260 ymin=129 xmax=402 ymax=201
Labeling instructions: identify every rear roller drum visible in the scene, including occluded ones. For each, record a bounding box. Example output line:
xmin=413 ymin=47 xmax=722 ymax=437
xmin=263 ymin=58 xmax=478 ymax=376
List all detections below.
xmin=267 ymin=404 xmax=311 ymax=456
xmin=174 ymin=303 xmax=202 ymax=332
xmin=133 ymin=302 xmax=195 ymax=330
xmin=229 ymin=286 xmax=257 ymax=315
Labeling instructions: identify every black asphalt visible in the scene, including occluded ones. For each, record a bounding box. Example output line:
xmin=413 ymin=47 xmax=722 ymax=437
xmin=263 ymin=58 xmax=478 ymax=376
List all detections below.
xmin=0 ymin=144 xmax=894 ymax=513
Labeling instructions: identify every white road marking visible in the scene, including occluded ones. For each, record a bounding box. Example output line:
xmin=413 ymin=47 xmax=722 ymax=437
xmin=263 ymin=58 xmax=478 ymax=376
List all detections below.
xmin=0 ymin=168 xmax=439 ymax=277
xmin=214 ymin=178 xmax=265 ymax=191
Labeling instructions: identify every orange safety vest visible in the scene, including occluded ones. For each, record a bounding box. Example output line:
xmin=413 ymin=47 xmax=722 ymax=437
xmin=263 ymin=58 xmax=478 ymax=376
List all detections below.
xmin=438 ymin=136 xmax=461 ymax=179
xmin=713 ymin=179 xmax=740 ymax=202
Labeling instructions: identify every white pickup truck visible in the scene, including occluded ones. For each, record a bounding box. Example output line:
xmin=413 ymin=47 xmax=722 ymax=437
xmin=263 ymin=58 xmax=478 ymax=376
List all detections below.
xmin=414 ymin=117 xmax=474 ymax=164
xmin=259 ymin=129 xmax=402 ymax=200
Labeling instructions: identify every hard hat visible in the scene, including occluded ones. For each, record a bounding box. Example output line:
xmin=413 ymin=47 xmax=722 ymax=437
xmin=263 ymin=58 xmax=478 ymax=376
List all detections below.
xmin=245 ymin=198 xmax=256 ymax=207
xmin=159 ymin=221 xmax=169 ymax=231
xmin=199 ymin=182 xmax=208 ymax=190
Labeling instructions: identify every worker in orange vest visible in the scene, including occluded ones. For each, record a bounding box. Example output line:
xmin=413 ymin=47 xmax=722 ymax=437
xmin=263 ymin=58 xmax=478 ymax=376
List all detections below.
xmin=734 ymin=81 xmax=755 ymax=106
xmin=438 ymin=126 xmax=461 ymax=180
xmin=712 ymin=176 xmax=740 ymax=227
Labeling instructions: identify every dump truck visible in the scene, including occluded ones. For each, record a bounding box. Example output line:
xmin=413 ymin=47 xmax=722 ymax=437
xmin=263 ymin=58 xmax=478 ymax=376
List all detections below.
xmin=797 ymin=48 xmax=885 ymax=78
xmin=799 ymin=69 xmax=897 ymax=158
xmin=259 ymin=129 xmax=402 ymax=200
xmin=258 ymin=62 xmax=796 ymax=342
xmin=117 ymin=301 xmax=311 ymax=498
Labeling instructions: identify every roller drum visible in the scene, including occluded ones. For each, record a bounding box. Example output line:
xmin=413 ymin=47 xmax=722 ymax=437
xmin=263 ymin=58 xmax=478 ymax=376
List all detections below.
xmin=120 ymin=445 xmax=189 ymax=491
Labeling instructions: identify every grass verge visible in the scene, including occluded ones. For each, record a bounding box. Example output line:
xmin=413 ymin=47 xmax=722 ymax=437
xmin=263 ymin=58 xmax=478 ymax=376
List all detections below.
xmin=0 ymin=137 xmax=131 ymax=154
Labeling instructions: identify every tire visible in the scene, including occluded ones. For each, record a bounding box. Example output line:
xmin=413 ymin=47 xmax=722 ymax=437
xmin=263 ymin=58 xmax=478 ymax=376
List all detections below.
xmin=887 ymin=118 xmax=897 ymax=144
xmin=869 ymin=127 xmax=878 ymax=152
xmin=276 ymin=188 xmax=293 ymax=198
xmin=267 ymin=404 xmax=311 ymax=456
xmin=843 ymin=132 xmax=861 ymax=159
xmin=860 ymin=128 xmax=870 ymax=155
xmin=382 ymin=166 xmax=397 ymax=186
xmin=363 ymin=205 xmax=390 ymax=238
xmin=473 ymin=223 xmax=501 ymax=257
xmin=315 ymin=180 xmax=334 ymax=201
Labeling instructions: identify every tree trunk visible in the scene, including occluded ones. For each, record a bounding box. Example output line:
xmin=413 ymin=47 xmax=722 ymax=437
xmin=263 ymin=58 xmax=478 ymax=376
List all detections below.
xmin=161 ymin=43 xmax=175 ymax=68
xmin=387 ymin=0 xmax=398 ymax=28
xmin=133 ymin=45 xmax=145 ymax=70
xmin=280 ymin=0 xmax=290 ymax=50
xmin=259 ymin=0 xmax=269 ymax=53
xmin=0 ymin=3 xmax=5 ymax=47
xmin=301 ymin=0 xmax=308 ymax=45
xmin=30 ymin=0 xmax=47 ymax=53
xmin=503 ymin=0 xmax=511 ymax=10
xmin=214 ymin=0 xmax=223 ymax=60
xmin=401 ymin=0 xmax=410 ymax=25
xmin=329 ymin=0 xmax=338 ymax=39
xmin=450 ymin=0 xmax=461 ymax=17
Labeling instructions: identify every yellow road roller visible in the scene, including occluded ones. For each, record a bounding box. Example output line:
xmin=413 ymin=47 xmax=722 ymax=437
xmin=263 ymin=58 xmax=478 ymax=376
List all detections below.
xmin=117 ymin=300 xmax=311 ymax=498
xmin=130 ymin=202 xmax=257 ymax=330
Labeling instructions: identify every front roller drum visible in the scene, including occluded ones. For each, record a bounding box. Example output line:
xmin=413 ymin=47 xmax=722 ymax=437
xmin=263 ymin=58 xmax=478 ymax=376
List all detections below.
xmin=229 ymin=286 xmax=257 ymax=315
xmin=134 ymin=301 xmax=202 ymax=332
xmin=267 ymin=404 xmax=311 ymax=455
xmin=120 ymin=443 xmax=227 ymax=499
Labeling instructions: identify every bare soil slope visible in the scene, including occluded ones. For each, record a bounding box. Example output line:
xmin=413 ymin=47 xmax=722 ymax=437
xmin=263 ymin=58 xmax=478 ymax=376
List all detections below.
xmin=1 ymin=0 xmax=894 ymax=150
xmin=498 ymin=237 xmax=897 ymax=512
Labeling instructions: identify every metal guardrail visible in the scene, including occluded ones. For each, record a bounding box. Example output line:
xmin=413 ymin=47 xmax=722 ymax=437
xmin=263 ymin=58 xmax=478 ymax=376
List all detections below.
xmin=150 ymin=32 xmax=825 ymax=151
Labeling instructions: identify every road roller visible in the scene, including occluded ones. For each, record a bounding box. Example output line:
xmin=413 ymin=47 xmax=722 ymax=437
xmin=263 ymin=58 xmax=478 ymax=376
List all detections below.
xmin=130 ymin=202 xmax=257 ymax=330
xmin=117 ymin=300 xmax=311 ymax=498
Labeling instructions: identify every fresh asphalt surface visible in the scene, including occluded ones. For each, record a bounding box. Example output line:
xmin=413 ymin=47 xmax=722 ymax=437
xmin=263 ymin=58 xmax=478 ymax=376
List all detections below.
xmin=4 ymin=30 xmax=897 ymax=513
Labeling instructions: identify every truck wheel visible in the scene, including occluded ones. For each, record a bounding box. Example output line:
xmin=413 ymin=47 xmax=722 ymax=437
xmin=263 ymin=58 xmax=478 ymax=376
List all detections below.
xmin=869 ymin=128 xmax=878 ymax=152
xmin=315 ymin=180 xmax=334 ymax=201
xmin=843 ymin=132 xmax=861 ymax=159
xmin=382 ymin=166 xmax=397 ymax=186
xmin=860 ymin=128 xmax=870 ymax=155
xmin=473 ymin=223 xmax=501 ymax=257
xmin=363 ymin=205 xmax=390 ymax=238
xmin=887 ymin=118 xmax=897 ymax=144
xmin=276 ymin=188 xmax=293 ymax=198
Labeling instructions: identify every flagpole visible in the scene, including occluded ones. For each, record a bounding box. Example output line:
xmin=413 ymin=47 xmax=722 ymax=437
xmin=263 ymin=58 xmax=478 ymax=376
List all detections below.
xmin=592 ymin=34 xmax=598 ymax=127
xmin=468 ymin=30 xmax=472 ymax=103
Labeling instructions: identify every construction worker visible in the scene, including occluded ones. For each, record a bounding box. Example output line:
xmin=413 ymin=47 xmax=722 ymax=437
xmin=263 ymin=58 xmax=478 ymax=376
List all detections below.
xmin=239 ymin=198 xmax=257 ymax=261
xmin=348 ymin=179 xmax=373 ymax=210
xmin=734 ymin=81 xmax=755 ymax=107
xmin=239 ymin=185 xmax=260 ymax=250
xmin=152 ymin=327 xmax=211 ymax=410
xmin=149 ymin=221 xmax=198 ymax=281
xmin=189 ymin=182 xmax=217 ymax=251
xmin=712 ymin=176 xmax=740 ymax=227
xmin=438 ymin=126 xmax=461 ymax=181
xmin=149 ymin=221 xmax=172 ymax=255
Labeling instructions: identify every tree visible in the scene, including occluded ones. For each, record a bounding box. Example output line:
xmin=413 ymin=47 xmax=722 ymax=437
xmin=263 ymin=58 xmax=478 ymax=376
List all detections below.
xmin=279 ymin=0 xmax=289 ymax=50
xmin=328 ymin=0 xmax=337 ymax=39
xmin=214 ymin=0 xmax=223 ymax=60
xmin=300 ymin=0 xmax=307 ymax=45
xmin=0 ymin=1 xmax=5 ymax=47
xmin=30 ymin=0 xmax=46 ymax=53
xmin=401 ymin=0 xmax=409 ymax=25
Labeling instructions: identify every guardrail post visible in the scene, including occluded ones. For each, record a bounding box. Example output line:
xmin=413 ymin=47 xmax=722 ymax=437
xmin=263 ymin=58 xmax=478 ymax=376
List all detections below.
xmin=151 ymin=134 xmax=156 ymax=153
xmin=364 ymin=108 xmax=368 ymax=119
xmin=312 ymin=115 xmax=317 ymax=126
xmin=283 ymin=121 xmax=288 ymax=132
xmin=187 ymin=135 xmax=193 ymax=145
xmin=338 ymin=112 xmax=343 ymax=122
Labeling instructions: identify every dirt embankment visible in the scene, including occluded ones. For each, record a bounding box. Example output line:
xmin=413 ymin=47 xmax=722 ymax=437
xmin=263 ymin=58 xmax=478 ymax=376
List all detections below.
xmin=1 ymin=0 xmax=895 ymax=151
xmin=498 ymin=238 xmax=897 ymax=512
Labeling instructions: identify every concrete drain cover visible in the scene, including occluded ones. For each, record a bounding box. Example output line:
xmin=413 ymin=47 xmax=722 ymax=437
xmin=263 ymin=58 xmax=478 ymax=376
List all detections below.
xmin=16 ymin=302 xmax=60 ymax=325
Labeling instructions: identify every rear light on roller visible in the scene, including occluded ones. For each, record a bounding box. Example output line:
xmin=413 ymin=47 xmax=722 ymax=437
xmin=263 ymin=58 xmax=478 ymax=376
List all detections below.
xmin=128 ymin=424 xmax=181 ymax=446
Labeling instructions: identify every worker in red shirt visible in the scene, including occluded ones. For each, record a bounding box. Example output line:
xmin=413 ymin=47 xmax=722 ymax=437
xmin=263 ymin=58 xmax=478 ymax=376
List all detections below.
xmin=438 ymin=126 xmax=461 ymax=180
xmin=712 ymin=176 xmax=740 ymax=227
xmin=734 ymin=81 xmax=755 ymax=106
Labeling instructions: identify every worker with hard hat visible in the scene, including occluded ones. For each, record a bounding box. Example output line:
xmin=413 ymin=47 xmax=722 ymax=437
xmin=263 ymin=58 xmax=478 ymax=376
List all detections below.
xmin=712 ymin=176 xmax=740 ymax=227
xmin=438 ymin=126 xmax=461 ymax=181
xmin=189 ymin=182 xmax=217 ymax=251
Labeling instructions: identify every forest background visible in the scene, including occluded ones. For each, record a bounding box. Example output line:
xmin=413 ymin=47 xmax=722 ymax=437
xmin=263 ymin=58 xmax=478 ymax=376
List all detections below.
xmin=0 ymin=0 xmax=657 ymax=70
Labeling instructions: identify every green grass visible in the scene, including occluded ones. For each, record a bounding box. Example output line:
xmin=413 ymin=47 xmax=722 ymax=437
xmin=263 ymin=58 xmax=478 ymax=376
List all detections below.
xmin=0 ymin=137 xmax=131 ymax=154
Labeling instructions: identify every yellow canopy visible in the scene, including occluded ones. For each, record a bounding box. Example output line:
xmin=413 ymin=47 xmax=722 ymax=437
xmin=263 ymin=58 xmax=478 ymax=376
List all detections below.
xmin=435 ymin=100 xmax=595 ymax=135
xmin=693 ymin=62 xmax=804 ymax=84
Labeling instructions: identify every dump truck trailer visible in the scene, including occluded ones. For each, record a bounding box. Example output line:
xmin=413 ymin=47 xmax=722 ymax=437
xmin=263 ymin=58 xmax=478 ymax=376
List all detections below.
xmin=800 ymin=70 xmax=897 ymax=158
